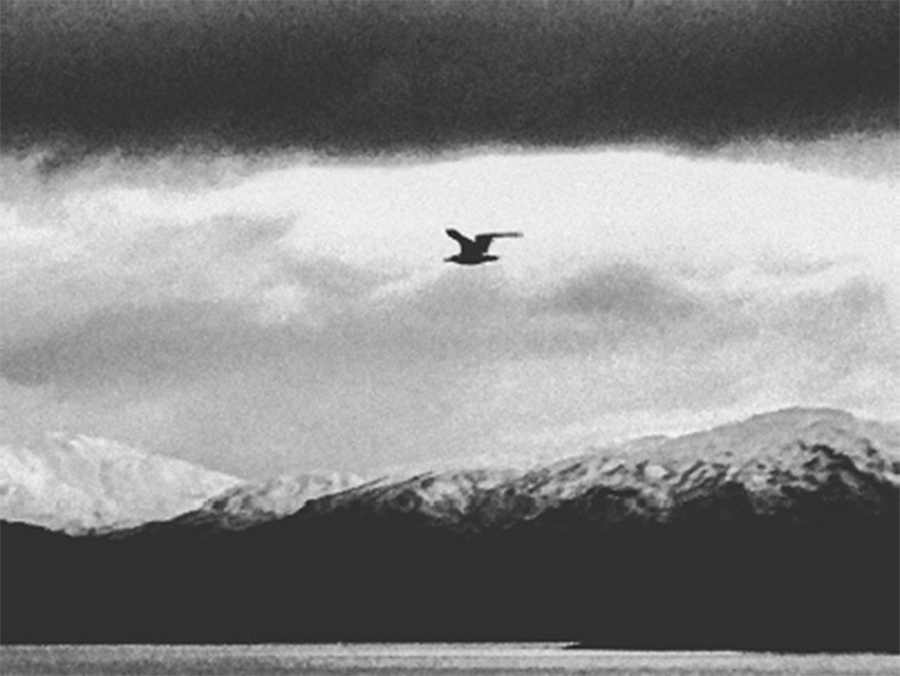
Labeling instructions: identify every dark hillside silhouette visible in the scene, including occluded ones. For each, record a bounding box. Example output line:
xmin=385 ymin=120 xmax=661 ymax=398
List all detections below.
xmin=2 ymin=409 xmax=898 ymax=651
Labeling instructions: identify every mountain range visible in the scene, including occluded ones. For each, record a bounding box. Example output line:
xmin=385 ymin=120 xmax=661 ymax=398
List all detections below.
xmin=1 ymin=407 xmax=898 ymax=651
xmin=291 ymin=406 xmax=899 ymax=532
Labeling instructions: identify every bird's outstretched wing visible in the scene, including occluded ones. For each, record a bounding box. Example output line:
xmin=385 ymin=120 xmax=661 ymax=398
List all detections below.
xmin=474 ymin=232 xmax=523 ymax=253
xmin=446 ymin=228 xmax=477 ymax=252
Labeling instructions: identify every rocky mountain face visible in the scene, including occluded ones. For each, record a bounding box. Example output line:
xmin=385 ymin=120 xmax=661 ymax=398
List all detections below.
xmin=2 ymin=408 xmax=898 ymax=651
xmin=0 ymin=434 xmax=242 ymax=533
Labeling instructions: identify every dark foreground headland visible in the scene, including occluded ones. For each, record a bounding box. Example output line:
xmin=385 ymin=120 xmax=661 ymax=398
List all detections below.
xmin=2 ymin=409 xmax=898 ymax=652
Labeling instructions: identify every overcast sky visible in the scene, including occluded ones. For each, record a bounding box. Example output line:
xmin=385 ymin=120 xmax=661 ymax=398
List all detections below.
xmin=1 ymin=1 xmax=898 ymax=479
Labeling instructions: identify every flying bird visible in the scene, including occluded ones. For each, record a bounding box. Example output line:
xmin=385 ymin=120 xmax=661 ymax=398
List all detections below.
xmin=444 ymin=229 xmax=523 ymax=265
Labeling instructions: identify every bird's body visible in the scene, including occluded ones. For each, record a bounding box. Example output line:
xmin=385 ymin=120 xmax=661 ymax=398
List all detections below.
xmin=444 ymin=229 xmax=523 ymax=265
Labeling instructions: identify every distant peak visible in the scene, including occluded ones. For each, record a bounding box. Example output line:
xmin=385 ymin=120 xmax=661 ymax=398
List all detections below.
xmin=743 ymin=406 xmax=859 ymax=423
xmin=1 ymin=433 xmax=241 ymax=534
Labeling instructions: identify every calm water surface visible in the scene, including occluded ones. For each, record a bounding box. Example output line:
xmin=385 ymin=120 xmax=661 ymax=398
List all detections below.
xmin=1 ymin=643 xmax=896 ymax=676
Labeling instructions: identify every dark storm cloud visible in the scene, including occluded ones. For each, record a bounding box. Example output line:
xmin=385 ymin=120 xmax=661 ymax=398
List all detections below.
xmin=2 ymin=0 xmax=897 ymax=164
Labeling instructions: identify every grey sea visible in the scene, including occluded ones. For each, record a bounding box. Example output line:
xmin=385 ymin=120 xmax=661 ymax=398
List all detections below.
xmin=1 ymin=644 xmax=897 ymax=676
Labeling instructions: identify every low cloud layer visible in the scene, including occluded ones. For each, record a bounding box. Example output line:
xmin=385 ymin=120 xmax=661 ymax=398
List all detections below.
xmin=2 ymin=0 xmax=897 ymax=165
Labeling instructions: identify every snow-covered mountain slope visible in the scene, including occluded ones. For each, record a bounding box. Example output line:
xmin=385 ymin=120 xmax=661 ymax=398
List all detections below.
xmin=300 ymin=407 xmax=900 ymax=530
xmin=177 ymin=470 xmax=365 ymax=530
xmin=0 ymin=433 xmax=242 ymax=533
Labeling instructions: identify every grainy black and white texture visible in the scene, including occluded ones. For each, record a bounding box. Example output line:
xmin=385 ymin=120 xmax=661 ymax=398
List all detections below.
xmin=1 ymin=1 xmax=898 ymax=651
